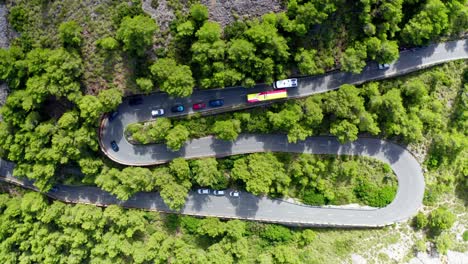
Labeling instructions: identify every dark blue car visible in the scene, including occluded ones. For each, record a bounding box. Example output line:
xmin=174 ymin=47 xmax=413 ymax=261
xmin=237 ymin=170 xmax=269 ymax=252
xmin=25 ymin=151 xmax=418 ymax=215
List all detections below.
xmin=110 ymin=141 xmax=119 ymax=152
xmin=108 ymin=111 xmax=119 ymax=122
xmin=209 ymin=99 xmax=224 ymax=107
xmin=171 ymin=105 xmax=185 ymax=113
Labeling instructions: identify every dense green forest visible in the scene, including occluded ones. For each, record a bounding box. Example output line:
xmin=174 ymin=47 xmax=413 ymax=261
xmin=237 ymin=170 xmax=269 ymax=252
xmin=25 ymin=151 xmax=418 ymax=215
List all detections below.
xmin=95 ymin=154 xmax=397 ymax=210
xmin=0 ymin=0 xmax=466 ymax=261
xmin=125 ymin=60 xmax=467 ymax=210
xmin=0 ymin=0 xmax=464 ymax=207
xmin=0 ymin=190 xmax=461 ymax=263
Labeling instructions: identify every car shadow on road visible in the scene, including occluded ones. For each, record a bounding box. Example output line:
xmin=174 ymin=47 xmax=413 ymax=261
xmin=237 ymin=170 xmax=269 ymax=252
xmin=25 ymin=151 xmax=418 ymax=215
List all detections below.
xmin=128 ymin=191 xmax=174 ymax=213
xmin=209 ymin=138 xmax=234 ymax=159
xmin=188 ymin=192 xmax=212 ymax=212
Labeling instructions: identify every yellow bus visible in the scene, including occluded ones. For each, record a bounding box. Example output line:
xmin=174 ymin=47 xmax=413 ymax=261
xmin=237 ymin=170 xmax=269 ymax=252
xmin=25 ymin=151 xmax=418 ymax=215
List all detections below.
xmin=247 ymin=89 xmax=287 ymax=103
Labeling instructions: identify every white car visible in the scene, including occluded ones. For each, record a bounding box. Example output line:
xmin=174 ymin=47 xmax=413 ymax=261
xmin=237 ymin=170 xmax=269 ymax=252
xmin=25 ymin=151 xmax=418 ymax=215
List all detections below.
xmin=273 ymin=78 xmax=298 ymax=89
xmin=229 ymin=191 xmax=240 ymax=197
xmin=151 ymin=108 xmax=165 ymax=117
xmin=213 ymin=190 xmax=225 ymax=196
xmin=197 ymin=189 xmax=210 ymax=195
xmin=378 ymin=63 xmax=390 ymax=70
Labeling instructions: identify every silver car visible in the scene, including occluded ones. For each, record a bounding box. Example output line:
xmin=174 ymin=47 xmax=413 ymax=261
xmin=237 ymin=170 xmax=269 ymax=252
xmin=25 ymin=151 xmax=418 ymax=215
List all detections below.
xmin=151 ymin=108 xmax=165 ymax=117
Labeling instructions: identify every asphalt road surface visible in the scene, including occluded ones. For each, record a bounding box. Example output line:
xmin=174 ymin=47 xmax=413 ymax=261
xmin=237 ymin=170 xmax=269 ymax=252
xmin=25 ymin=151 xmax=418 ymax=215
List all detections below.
xmin=1 ymin=39 xmax=466 ymax=227
xmin=0 ymin=136 xmax=424 ymax=227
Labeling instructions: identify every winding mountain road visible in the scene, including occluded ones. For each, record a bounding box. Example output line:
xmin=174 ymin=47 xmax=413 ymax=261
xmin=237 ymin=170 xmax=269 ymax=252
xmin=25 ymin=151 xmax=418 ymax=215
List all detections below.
xmin=1 ymin=39 xmax=467 ymax=227
xmin=0 ymin=136 xmax=424 ymax=227
xmin=101 ymin=39 xmax=468 ymax=166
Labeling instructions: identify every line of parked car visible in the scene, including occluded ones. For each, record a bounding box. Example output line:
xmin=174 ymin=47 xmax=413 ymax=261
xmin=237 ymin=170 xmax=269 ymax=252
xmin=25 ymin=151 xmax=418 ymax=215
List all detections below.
xmin=152 ymin=99 xmax=224 ymax=117
xmin=107 ymin=98 xmax=225 ymax=152
xmin=197 ymin=189 xmax=240 ymax=197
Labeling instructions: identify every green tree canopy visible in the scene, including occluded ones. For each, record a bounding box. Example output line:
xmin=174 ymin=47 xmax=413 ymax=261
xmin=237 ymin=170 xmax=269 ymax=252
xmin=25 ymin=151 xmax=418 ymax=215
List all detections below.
xmin=231 ymin=153 xmax=290 ymax=195
xmin=212 ymin=119 xmax=241 ymax=141
xmin=95 ymin=167 xmax=156 ymax=201
xmin=191 ymin=158 xmax=225 ymax=188
xmin=267 ymin=103 xmax=303 ymax=131
xmin=96 ymin=36 xmax=119 ymax=50
xmin=294 ymin=48 xmax=333 ymax=75
xmin=340 ymin=43 xmax=367 ymax=73
xmin=154 ymin=167 xmax=191 ymax=210
xmin=330 ymin=120 xmax=359 ymax=143
xmin=260 ymin=224 xmax=293 ymax=242
xmin=190 ymin=21 xmax=227 ymax=88
xmin=165 ymin=124 xmax=189 ymax=151
xmin=377 ymin=40 xmax=399 ymax=64
xmin=136 ymin=77 xmax=154 ymax=93
xmin=78 ymin=95 xmax=104 ymax=124
xmin=150 ymin=58 xmax=195 ymax=97
xmin=98 ymin=88 xmax=123 ymax=112
xmin=190 ymin=3 xmax=209 ymax=24
xmin=116 ymin=15 xmax=158 ymax=56
xmin=0 ymin=46 xmax=25 ymax=89
xmin=169 ymin=158 xmax=191 ymax=182
xmin=401 ymin=0 xmax=449 ymax=45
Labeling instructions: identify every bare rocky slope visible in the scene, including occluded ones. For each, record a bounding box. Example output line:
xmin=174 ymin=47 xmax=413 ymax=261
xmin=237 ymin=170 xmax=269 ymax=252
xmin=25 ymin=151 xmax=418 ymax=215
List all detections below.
xmin=142 ymin=0 xmax=284 ymax=31
xmin=0 ymin=2 xmax=10 ymax=116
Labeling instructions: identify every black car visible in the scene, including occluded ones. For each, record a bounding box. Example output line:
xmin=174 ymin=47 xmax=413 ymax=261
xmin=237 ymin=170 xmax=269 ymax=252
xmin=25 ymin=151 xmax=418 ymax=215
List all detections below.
xmin=108 ymin=111 xmax=119 ymax=122
xmin=171 ymin=105 xmax=185 ymax=113
xmin=110 ymin=140 xmax=119 ymax=152
xmin=209 ymin=99 xmax=224 ymax=107
xmin=128 ymin=96 xmax=143 ymax=106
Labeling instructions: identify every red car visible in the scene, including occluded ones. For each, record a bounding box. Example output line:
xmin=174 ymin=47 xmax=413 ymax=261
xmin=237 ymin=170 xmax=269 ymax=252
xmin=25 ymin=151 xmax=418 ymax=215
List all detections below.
xmin=192 ymin=102 xmax=206 ymax=110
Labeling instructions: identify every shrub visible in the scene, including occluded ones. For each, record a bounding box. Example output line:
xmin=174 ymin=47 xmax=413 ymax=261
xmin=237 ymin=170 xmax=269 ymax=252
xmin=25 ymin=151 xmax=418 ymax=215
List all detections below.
xmin=260 ymin=224 xmax=293 ymax=242
xmin=333 ymin=239 xmax=354 ymax=257
xmin=164 ymin=214 xmax=180 ymax=232
xmin=423 ymin=184 xmax=444 ymax=206
xmin=112 ymin=0 xmax=143 ymax=25
xmin=299 ymin=229 xmax=316 ymax=246
xmin=302 ymin=190 xmax=326 ymax=205
xmin=429 ymin=208 xmax=455 ymax=234
xmin=136 ymin=77 xmax=153 ymax=92
xmin=190 ymin=4 xmax=209 ymax=23
xmin=8 ymin=5 xmax=27 ymax=32
xmin=412 ymin=212 xmax=428 ymax=230
xmin=435 ymin=232 xmax=453 ymax=255
xmin=413 ymin=239 xmax=426 ymax=253
xmin=127 ymin=123 xmax=143 ymax=134
xmin=59 ymin=21 xmax=83 ymax=47
xmin=96 ymin=37 xmax=119 ymax=50
xmin=354 ymin=180 xmax=396 ymax=207
xmin=180 ymin=216 xmax=201 ymax=234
